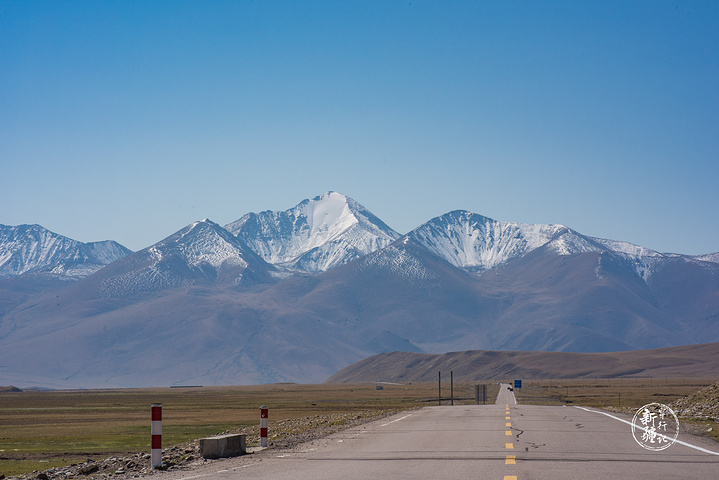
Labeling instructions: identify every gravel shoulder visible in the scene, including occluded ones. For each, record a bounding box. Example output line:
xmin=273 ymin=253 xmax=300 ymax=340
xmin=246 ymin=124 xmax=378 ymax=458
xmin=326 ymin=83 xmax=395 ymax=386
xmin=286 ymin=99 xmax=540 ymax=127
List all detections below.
xmin=3 ymin=409 xmax=410 ymax=480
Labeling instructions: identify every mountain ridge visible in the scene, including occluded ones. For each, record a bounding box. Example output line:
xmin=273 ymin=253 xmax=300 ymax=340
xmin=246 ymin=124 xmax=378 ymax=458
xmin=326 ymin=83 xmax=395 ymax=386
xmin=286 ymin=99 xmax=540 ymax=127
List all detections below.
xmin=1 ymin=192 xmax=717 ymax=388
xmin=325 ymin=342 xmax=719 ymax=383
xmin=3 ymin=194 xmax=717 ymax=282
xmin=225 ymin=192 xmax=400 ymax=273
xmin=0 ymin=224 xmax=131 ymax=280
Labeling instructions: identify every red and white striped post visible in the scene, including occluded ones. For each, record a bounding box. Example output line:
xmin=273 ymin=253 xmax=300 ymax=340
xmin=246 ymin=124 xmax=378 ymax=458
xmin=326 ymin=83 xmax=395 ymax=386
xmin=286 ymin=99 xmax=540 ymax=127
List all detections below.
xmin=260 ymin=405 xmax=268 ymax=448
xmin=151 ymin=403 xmax=162 ymax=469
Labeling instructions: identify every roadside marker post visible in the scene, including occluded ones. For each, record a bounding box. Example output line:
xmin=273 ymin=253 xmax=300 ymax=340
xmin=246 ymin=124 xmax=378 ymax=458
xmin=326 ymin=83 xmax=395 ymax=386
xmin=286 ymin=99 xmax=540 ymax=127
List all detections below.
xmin=438 ymin=371 xmax=441 ymax=406
xmin=450 ymin=371 xmax=454 ymax=406
xmin=260 ymin=405 xmax=269 ymax=447
xmin=151 ymin=403 xmax=162 ymax=469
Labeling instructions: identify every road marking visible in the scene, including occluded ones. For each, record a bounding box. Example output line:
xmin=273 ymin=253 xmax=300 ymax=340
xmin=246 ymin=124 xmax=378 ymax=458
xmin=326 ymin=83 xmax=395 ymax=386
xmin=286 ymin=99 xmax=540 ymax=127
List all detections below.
xmin=506 ymin=422 xmax=512 ymax=427
xmin=505 ymin=455 xmax=516 ymax=464
xmin=504 ymin=476 xmax=518 ymax=480
xmin=505 ymin=442 xmax=514 ymax=449
xmin=574 ymin=406 xmax=719 ymax=456
xmin=505 ymin=430 xmax=512 ymax=435
xmin=380 ymin=414 xmax=412 ymax=427
xmin=177 ymin=464 xmax=254 ymax=479
xmin=506 ymin=416 xmax=511 ymax=420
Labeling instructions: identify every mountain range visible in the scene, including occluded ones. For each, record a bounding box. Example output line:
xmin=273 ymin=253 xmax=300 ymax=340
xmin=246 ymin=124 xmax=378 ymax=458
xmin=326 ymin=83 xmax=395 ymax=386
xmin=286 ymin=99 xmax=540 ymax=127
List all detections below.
xmin=0 ymin=224 xmax=131 ymax=280
xmin=1 ymin=191 xmax=717 ymax=388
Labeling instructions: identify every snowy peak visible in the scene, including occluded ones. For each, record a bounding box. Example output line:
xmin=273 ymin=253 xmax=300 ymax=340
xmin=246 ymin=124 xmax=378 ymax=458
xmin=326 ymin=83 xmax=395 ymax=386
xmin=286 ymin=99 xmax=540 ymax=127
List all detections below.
xmin=405 ymin=210 xmax=684 ymax=281
xmin=149 ymin=219 xmax=252 ymax=270
xmin=225 ymin=192 xmax=400 ymax=272
xmin=406 ymin=211 xmax=573 ymax=273
xmin=0 ymin=224 xmax=131 ymax=279
xmin=297 ymin=192 xmax=359 ymax=246
xmin=97 ymin=219 xmax=274 ymax=297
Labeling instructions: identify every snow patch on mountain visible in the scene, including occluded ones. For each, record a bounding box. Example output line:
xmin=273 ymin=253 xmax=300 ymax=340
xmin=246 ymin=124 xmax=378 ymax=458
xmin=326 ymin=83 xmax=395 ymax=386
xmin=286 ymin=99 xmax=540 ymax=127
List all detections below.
xmin=693 ymin=252 xmax=719 ymax=264
xmin=356 ymin=244 xmax=437 ymax=284
xmin=225 ymin=192 xmax=399 ymax=272
xmin=584 ymin=236 xmax=673 ymax=281
xmin=98 ymin=220 xmax=264 ymax=297
xmin=406 ymin=211 xmax=695 ymax=282
xmin=0 ymin=224 xmax=131 ymax=279
xmin=407 ymin=211 xmax=572 ymax=273
xmin=99 ymin=265 xmax=192 ymax=297
xmin=156 ymin=220 xmax=249 ymax=270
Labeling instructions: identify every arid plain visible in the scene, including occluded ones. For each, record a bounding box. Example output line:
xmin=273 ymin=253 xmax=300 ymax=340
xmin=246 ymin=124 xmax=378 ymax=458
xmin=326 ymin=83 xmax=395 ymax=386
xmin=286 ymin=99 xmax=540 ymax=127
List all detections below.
xmin=2 ymin=377 xmax=718 ymax=478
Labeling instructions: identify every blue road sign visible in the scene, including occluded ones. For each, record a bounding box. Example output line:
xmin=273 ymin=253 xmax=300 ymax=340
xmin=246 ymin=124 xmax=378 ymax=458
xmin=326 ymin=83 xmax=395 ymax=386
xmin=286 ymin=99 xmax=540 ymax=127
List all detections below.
xmin=514 ymin=379 xmax=522 ymax=389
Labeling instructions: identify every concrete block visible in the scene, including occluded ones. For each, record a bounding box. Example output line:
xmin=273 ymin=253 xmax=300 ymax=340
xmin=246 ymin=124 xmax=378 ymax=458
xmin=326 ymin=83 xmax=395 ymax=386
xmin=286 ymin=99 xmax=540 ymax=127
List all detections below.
xmin=199 ymin=433 xmax=247 ymax=459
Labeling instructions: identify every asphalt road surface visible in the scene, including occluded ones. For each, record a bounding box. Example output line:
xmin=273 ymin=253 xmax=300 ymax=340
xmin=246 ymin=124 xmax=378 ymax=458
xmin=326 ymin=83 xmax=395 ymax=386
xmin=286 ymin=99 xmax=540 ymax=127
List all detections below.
xmin=145 ymin=384 xmax=719 ymax=480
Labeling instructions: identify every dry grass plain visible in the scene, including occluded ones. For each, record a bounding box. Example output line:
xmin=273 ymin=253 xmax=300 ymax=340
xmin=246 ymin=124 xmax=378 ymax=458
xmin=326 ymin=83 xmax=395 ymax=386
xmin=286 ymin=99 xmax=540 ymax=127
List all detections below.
xmin=0 ymin=382 xmax=455 ymax=476
xmin=2 ymin=379 xmax=717 ymax=476
xmin=513 ymin=377 xmax=717 ymax=407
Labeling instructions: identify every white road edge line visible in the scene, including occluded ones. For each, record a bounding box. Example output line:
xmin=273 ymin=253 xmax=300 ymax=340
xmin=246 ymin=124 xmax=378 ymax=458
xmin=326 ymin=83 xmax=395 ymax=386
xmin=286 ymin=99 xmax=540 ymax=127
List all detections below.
xmin=381 ymin=414 xmax=412 ymax=427
xmin=574 ymin=406 xmax=719 ymax=456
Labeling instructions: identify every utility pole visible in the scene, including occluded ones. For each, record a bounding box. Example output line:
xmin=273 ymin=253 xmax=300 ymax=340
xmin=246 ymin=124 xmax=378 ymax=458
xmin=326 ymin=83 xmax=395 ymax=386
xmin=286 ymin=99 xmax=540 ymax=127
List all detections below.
xmin=450 ymin=371 xmax=454 ymax=406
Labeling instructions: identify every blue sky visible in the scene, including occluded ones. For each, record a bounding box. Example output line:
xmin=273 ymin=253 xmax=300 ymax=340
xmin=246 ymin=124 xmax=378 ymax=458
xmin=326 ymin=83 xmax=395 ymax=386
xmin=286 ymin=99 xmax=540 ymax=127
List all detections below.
xmin=2 ymin=1 xmax=717 ymax=254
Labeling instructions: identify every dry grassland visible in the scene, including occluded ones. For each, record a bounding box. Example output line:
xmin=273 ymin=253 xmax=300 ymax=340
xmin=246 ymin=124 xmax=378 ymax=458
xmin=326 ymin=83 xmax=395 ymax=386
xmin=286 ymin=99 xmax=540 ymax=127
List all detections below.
xmin=513 ymin=377 xmax=717 ymax=408
xmin=3 ymin=379 xmax=716 ymax=476
xmin=0 ymin=383 xmax=439 ymax=476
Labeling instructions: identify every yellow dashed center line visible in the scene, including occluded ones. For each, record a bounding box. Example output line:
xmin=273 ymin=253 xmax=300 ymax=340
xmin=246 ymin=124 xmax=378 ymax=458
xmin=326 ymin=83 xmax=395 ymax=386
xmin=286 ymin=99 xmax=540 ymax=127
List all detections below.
xmin=504 ymin=403 xmax=517 ymax=480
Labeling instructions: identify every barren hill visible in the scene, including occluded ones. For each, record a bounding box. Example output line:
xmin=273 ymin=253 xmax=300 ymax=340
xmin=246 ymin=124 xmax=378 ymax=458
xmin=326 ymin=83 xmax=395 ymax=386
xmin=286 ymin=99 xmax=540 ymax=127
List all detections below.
xmin=325 ymin=343 xmax=719 ymax=383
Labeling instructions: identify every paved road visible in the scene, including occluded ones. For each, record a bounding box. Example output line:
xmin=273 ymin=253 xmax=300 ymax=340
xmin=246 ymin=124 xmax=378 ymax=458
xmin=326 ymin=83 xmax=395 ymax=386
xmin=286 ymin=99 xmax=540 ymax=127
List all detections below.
xmin=146 ymin=384 xmax=719 ymax=480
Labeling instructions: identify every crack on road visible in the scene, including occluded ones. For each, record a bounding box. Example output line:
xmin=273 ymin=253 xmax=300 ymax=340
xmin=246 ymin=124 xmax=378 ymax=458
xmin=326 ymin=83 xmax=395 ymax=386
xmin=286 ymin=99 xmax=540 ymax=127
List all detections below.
xmin=525 ymin=442 xmax=546 ymax=450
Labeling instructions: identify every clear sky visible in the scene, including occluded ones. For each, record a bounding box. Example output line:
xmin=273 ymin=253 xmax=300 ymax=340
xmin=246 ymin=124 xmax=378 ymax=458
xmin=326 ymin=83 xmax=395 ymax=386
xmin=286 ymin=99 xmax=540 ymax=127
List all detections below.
xmin=1 ymin=1 xmax=717 ymax=254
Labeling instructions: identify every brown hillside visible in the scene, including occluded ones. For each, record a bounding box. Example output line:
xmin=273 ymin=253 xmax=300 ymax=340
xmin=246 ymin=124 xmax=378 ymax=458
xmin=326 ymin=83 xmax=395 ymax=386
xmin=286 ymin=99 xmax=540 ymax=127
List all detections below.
xmin=326 ymin=343 xmax=719 ymax=383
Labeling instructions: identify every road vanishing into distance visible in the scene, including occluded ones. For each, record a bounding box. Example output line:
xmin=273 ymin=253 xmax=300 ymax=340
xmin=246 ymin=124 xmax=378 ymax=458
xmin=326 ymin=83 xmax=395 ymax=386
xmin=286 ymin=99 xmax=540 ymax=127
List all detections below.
xmin=145 ymin=385 xmax=719 ymax=480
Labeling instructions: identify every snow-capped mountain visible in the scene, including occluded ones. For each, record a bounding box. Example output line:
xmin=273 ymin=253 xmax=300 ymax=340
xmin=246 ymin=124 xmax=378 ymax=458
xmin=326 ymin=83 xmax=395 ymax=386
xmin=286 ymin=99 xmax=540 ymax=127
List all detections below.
xmin=405 ymin=210 xmax=712 ymax=282
xmin=1 ymin=195 xmax=718 ymax=388
xmin=97 ymin=219 xmax=274 ymax=297
xmin=225 ymin=192 xmax=400 ymax=272
xmin=0 ymin=224 xmax=131 ymax=279
xmin=406 ymin=211 xmax=573 ymax=273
